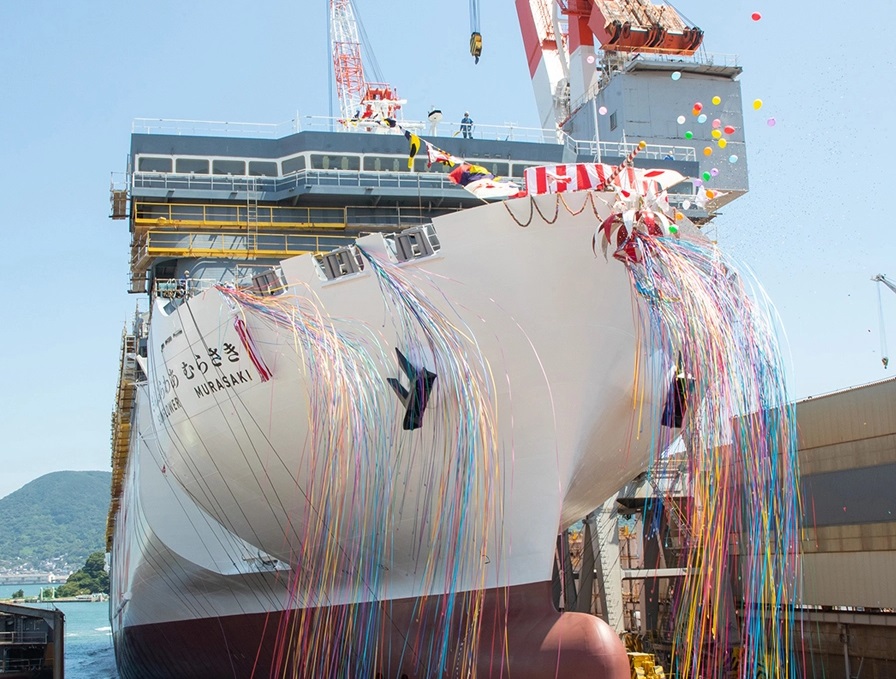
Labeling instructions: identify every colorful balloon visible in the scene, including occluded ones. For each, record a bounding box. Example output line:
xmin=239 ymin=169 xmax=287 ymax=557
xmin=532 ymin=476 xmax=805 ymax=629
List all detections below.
xmin=694 ymin=102 xmax=703 ymax=112
xmin=711 ymin=96 xmax=721 ymax=106
xmin=703 ymin=146 xmax=712 ymax=156
xmin=724 ymin=125 xmax=735 ymax=135
xmin=671 ymin=71 xmax=682 ymax=81
xmin=682 ymin=199 xmax=692 ymax=209
xmin=599 ymin=106 xmax=608 ymax=115
xmin=694 ymin=179 xmax=703 ymax=187
xmin=711 ymin=129 xmax=722 ymax=139
xmin=753 ymin=99 xmax=763 ymax=110
xmin=685 ymin=131 xmax=694 ymax=139
xmin=751 ymin=12 xmax=762 ymax=21
xmin=698 ymin=114 xmax=708 ymax=123
xmin=767 ymin=117 xmax=777 ymax=126
xmin=677 ymin=115 xmax=686 ymax=124
xmin=718 ymin=138 xmax=728 ymax=148
xmin=728 ymin=154 xmax=739 ymax=163
xmin=702 ymin=171 xmax=711 ymax=181
xmin=705 ymin=189 xmax=716 ymax=199
xmin=710 ymin=168 xmax=719 ymax=177
xmin=586 ymin=55 xmax=596 ymax=64
xmin=712 ymin=118 xmax=721 ymax=128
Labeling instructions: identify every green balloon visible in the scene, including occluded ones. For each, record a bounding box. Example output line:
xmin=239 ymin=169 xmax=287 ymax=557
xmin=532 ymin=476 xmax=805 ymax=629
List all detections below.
xmin=702 ymin=171 xmax=711 ymax=181
xmin=685 ymin=131 xmax=693 ymax=139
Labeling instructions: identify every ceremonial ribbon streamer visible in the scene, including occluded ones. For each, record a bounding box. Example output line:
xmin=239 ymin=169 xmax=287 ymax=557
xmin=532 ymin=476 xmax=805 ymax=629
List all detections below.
xmin=357 ymin=247 xmax=503 ymax=678
xmin=233 ymin=317 xmax=272 ymax=382
xmin=614 ymin=226 xmax=802 ymax=678
xmin=217 ymin=275 xmax=502 ymax=677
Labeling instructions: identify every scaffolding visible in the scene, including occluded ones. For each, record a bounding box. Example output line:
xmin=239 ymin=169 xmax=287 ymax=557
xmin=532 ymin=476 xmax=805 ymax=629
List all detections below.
xmin=106 ymin=330 xmax=139 ymax=550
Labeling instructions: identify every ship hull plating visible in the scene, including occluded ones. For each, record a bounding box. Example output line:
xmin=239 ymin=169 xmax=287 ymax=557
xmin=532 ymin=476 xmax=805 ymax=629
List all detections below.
xmin=115 ymin=582 xmax=629 ymax=679
xmin=112 ymin=193 xmax=662 ymax=676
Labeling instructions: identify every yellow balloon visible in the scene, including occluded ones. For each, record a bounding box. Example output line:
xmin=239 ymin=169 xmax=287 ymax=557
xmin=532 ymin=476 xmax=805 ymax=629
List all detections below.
xmin=703 ymin=146 xmax=713 ymax=156
xmin=711 ymin=129 xmax=722 ymax=139
xmin=712 ymin=95 xmax=721 ymax=106
xmin=718 ymin=138 xmax=728 ymax=148
xmin=753 ymin=98 xmax=763 ymax=110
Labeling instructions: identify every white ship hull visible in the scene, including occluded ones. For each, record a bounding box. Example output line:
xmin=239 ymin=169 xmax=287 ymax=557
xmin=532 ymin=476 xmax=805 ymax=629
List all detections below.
xmin=111 ymin=193 xmax=664 ymax=677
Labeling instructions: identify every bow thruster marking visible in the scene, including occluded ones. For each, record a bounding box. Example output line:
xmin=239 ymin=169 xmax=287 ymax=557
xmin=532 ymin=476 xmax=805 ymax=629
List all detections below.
xmin=387 ymin=348 xmax=436 ymax=431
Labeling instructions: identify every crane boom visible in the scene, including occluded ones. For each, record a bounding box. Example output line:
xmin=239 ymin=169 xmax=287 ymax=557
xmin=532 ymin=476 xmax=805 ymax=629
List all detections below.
xmin=874 ymin=274 xmax=896 ymax=296
xmin=330 ymin=0 xmax=367 ymax=122
xmin=330 ymin=0 xmax=401 ymax=124
xmin=874 ymin=274 xmax=895 ymax=369
xmin=515 ymin=0 xmax=568 ymax=131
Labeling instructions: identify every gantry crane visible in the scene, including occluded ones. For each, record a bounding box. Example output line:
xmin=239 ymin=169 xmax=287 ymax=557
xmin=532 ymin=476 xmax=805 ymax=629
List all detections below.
xmin=874 ymin=274 xmax=896 ymax=368
xmin=514 ymin=0 xmax=703 ymax=131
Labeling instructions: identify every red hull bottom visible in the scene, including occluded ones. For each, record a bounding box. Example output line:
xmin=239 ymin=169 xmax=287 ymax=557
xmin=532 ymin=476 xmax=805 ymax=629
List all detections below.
xmin=114 ymin=581 xmax=630 ymax=678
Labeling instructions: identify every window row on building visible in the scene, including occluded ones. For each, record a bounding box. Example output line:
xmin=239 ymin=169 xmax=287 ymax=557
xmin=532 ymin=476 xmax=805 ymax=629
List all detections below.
xmin=135 ymin=153 xmax=536 ymax=178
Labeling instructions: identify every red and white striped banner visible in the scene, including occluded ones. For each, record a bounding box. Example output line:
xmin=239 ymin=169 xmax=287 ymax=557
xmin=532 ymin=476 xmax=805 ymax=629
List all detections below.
xmin=524 ymin=163 xmax=684 ymax=196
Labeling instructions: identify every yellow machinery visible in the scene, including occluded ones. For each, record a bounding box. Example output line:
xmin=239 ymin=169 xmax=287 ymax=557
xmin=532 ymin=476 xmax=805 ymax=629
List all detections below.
xmin=628 ymin=652 xmax=666 ymax=679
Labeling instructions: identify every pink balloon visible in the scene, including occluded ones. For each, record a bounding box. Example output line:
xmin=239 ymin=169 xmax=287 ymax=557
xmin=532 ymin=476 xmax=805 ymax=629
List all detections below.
xmin=712 ymin=118 xmax=721 ymax=129
xmin=767 ymin=117 xmax=777 ymax=127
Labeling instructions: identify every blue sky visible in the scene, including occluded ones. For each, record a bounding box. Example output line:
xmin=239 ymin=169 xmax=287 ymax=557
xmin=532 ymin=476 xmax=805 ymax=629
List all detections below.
xmin=1 ymin=1 xmax=894 ymax=499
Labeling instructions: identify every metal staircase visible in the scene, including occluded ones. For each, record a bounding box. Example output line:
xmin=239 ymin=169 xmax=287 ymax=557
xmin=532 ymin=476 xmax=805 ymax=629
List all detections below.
xmin=246 ymin=177 xmax=259 ymax=257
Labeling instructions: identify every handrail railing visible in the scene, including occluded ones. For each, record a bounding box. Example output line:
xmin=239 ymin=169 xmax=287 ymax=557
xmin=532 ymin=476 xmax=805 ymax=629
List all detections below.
xmin=131 ymin=168 xmax=465 ymax=195
xmin=135 ymin=231 xmax=355 ymax=266
xmin=0 ymin=630 xmax=49 ymax=644
xmin=557 ymin=133 xmax=697 ymax=162
xmin=132 ymin=115 xmax=555 ymax=143
xmin=132 ymin=117 xmax=302 ymax=138
xmin=0 ymin=657 xmax=47 ymax=671
xmin=133 ymin=202 xmax=347 ymax=230
xmin=154 ymin=277 xmax=227 ymax=300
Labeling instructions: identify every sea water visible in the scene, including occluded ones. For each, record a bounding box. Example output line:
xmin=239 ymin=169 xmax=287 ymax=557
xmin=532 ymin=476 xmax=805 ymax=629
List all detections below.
xmin=11 ymin=597 xmax=119 ymax=678
xmin=60 ymin=601 xmax=119 ymax=678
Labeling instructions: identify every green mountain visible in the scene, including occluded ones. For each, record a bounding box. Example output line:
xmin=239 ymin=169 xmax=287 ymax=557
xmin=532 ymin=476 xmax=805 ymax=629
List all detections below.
xmin=0 ymin=471 xmax=111 ymax=572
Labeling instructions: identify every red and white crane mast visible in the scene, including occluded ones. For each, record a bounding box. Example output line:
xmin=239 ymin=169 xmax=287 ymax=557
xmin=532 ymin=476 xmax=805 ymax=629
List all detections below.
xmin=515 ymin=0 xmax=569 ymax=132
xmin=330 ymin=0 xmax=367 ymax=122
xmin=329 ymin=0 xmax=402 ymax=124
xmin=515 ymin=0 xmax=704 ymax=131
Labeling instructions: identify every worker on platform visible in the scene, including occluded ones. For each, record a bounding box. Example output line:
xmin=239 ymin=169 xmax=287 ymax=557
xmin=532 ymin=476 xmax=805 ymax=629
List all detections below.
xmin=460 ymin=112 xmax=474 ymax=139
xmin=177 ymin=270 xmax=190 ymax=298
